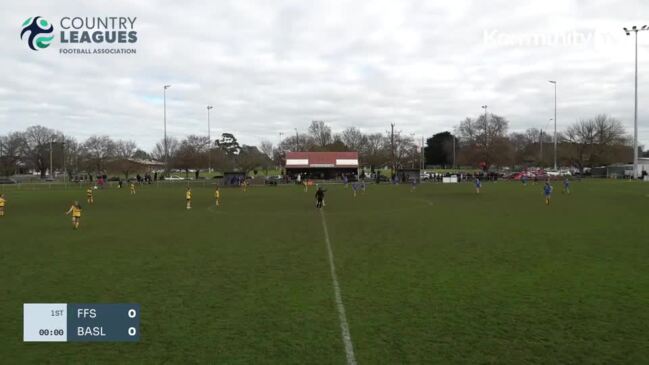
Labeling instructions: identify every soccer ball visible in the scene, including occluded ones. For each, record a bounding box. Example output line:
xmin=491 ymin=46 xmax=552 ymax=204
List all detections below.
xmin=94 ymin=186 xmax=98 ymax=190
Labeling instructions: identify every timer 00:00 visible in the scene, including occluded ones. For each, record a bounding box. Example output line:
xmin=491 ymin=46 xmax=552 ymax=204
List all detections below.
xmin=39 ymin=329 xmax=64 ymax=336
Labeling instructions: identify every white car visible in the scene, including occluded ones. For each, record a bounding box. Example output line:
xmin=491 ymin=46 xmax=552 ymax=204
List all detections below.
xmin=547 ymin=170 xmax=572 ymax=177
xmin=164 ymin=175 xmax=186 ymax=181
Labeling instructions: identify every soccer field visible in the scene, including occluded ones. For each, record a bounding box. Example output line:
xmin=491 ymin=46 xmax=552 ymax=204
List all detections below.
xmin=1 ymin=180 xmax=648 ymax=363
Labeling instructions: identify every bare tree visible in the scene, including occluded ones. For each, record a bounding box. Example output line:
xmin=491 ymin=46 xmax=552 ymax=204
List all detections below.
xmin=0 ymin=132 xmax=26 ymax=176
xmin=564 ymin=114 xmax=629 ymax=170
xmin=341 ymin=127 xmax=365 ymax=151
xmin=174 ymin=135 xmax=210 ymax=177
xmin=21 ymin=126 xmax=65 ymax=178
xmin=82 ymin=135 xmax=116 ymax=174
xmin=151 ymin=137 xmax=179 ymax=162
xmin=111 ymin=140 xmax=139 ymax=179
xmin=308 ymin=120 xmax=333 ymax=147
xmin=259 ymin=140 xmax=274 ymax=158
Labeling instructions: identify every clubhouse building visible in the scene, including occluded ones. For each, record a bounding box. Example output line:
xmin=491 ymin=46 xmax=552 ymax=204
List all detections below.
xmin=284 ymin=151 xmax=359 ymax=179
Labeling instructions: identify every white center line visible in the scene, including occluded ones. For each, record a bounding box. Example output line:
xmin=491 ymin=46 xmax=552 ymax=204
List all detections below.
xmin=319 ymin=209 xmax=357 ymax=365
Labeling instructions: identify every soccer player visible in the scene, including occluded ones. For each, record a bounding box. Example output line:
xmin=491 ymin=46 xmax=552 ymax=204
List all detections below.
xmin=186 ymin=187 xmax=192 ymax=210
xmin=352 ymin=181 xmax=361 ymax=197
xmin=65 ymin=201 xmax=82 ymax=230
xmin=475 ymin=177 xmax=482 ymax=194
xmin=563 ymin=178 xmax=571 ymax=194
xmin=303 ymin=179 xmax=309 ymax=193
xmin=544 ymin=182 xmax=553 ymax=205
xmin=0 ymin=193 xmax=6 ymax=217
xmin=410 ymin=177 xmax=417 ymax=192
xmin=315 ymin=187 xmax=325 ymax=208
xmin=241 ymin=179 xmax=248 ymax=192
xmin=521 ymin=175 xmax=528 ymax=186
xmin=86 ymin=186 xmax=94 ymax=204
xmin=214 ymin=186 xmax=221 ymax=207
xmin=130 ymin=182 xmax=136 ymax=195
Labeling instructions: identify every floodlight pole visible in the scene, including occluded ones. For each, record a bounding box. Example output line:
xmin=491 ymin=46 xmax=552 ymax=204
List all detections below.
xmin=549 ymin=81 xmax=557 ymax=170
xmin=163 ymin=84 xmax=171 ymax=175
xmin=207 ymin=105 xmax=213 ymax=172
xmin=49 ymin=140 xmax=53 ymax=179
xmin=421 ymin=136 xmax=424 ymax=170
xmin=452 ymin=135 xmax=456 ymax=168
xmin=481 ymin=105 xmax=488 ymax=149
xmin=62 ymin=142 xmax=66 ymax=183
xmin=295 ymin=128 xmax=299 ymax=151
xmin=624 ymin=25 xmax=647 ymax=179
xmin=279 ymin=132 xmax=284 ymax=171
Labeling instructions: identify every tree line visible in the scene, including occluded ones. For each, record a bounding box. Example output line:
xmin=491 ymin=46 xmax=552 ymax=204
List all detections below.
xmin=0 ymin=114 xmax=642 ymax=178
xmin=0 ymin=126 xmax=271 ymax=178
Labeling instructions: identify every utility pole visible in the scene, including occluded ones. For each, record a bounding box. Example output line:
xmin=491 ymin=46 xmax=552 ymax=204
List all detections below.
xmin=279 ymin=132 xmax=284 ymax=172
xmin=62 ymin=142 xmax=66 ymax=183
xmin=549 ymin=81 xmax=558 ymax=170
xmin=207 ymin=105 xmax=213 ymax=172
xmin=294 ymin=128 xmax=299 ymax=151
xmin=452 ymin=135 xmax=456 ymax=168
xmin=421 ymin=136 xmax=425 ymax=170
xmin=163 ymin=84 xmax=171 ymax=175
xmin=49 ymin=140 xmax=54 ymax=179
xmin=539 ymin=129 xmax=543 ymax=166
xmin=390 ymin=123 xmax=395 ymax=174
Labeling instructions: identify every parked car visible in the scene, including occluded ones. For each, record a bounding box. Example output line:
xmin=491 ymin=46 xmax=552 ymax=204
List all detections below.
xmin=164 ymin=175 xmax=188 ymax=181
xmin=265 ymin=176 xmax=282 ymax=185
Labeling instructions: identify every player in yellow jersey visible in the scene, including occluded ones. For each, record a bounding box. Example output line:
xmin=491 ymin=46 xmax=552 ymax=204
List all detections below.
xmin=241 ymin=179 xmax=248 ymax=192
xmin=214 ymin=186 xmax=221 ymax=207
xmin=65 ymin=201 xmax=82 ymax=230
xmin=186 ymin=187 xmax=192 ymax=210
xmin=86 ymin=186 xmax=94 ymax=204
xmin=303 ymin=179 xmax=308 ymax=193
xmin=130 ymin=182 xmax=136 ymax=195
xmin=0 ymin=193 xmax=6 ymax=217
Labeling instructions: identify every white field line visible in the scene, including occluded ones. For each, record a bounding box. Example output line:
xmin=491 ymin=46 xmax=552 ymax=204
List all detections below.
xmin=319 ymin=209 xmax=357 ymax=365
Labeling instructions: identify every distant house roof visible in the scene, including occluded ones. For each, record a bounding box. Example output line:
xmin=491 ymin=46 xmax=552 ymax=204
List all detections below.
xmin=285 ymin=151 xmax=359 ymax=168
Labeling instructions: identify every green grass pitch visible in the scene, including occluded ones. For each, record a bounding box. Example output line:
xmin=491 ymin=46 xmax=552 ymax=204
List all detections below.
xmin=1 ymin=180 xmax=648 ymax=363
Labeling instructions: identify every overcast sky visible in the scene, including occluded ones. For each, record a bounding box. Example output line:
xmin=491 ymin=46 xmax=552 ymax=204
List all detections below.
xmin=2 ymin=0 xmax=649 ymax=151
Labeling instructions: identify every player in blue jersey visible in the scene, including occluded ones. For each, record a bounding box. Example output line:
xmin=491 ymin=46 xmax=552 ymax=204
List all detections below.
xmin=475 ymin=177 xmax=481 ymax=194
xmin=544 ymin=181 xmax=553 ymax=205
xmin=352 ymin=181 xmax=361 ymax=197
xmin=563 ymin=178 xmax=570 ymax=194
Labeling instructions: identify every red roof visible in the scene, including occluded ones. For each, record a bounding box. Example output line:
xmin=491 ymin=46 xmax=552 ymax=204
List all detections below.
xmin=285 ymin=151 xmax=359 ymax=168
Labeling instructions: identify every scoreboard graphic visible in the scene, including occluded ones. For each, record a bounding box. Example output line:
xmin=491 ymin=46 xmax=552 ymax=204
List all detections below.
xmin=24 ymin=303 xmax=140 ymax=342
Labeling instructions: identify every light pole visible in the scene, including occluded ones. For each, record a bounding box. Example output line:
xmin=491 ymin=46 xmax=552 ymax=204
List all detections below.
xmin=279 ymin=132 xmax=284 ymax=172
xmin=62 ymin=142 xmax=66 ymax=183
xmin=624 ymin=25 xmax=648 ymax=179
xmin=49 ymin=139 xmax=54 ymax=179
xmin=548 ymin=81 xmax=557 ymax=170
xmin=452 ymin=135 xmax=456 ymax=168
xmin=294 ymin=128 xmax=299 ymax=151
xmin=421 ymin=136 xmax=425 ymax=170
xmin=481 ymin=105 xmax=488 ymax=147
xmin=163 ymin=84 xmax=171 ymax=175
xmin=207 ymin=105 xmax=213 ymax=172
